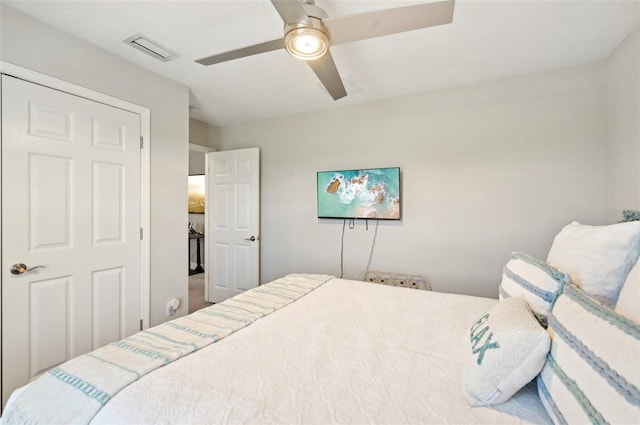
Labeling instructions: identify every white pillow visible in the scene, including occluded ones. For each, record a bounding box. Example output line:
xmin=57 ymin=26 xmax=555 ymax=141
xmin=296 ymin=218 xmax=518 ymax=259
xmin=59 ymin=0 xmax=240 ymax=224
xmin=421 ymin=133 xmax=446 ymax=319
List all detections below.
xmin=615 ymin=260 xmax=640 ymax=323
xmin=462 ymin=297 xmax=550 ymax=406
xmin=546 ymin=221 xmax=640 ymax=307
xmin=538 ymin=283 xmax=640 ymax=425
xmin=499 ymin=252 xmax=570 ymax=326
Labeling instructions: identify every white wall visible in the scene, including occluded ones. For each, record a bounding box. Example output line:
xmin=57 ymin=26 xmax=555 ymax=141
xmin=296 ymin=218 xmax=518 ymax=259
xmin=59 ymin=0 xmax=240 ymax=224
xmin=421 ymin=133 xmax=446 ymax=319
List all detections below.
xmin=606 ymin=27 xmax=640 ymax=215
xmin=0 ymin=5 xmax=189 ymax=325
xmin=220 ymin=64 xmax=608 ymax=298
xmin=189 ymin=117 xmax=220 ymax=175
xmin=190 ymin=117 xmax=220 ymax=148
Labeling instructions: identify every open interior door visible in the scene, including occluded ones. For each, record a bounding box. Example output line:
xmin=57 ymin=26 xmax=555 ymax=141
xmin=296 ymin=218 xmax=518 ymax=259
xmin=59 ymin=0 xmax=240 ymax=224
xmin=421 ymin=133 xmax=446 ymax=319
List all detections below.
xmin=205 ymin=148 xmax=260 ymax=303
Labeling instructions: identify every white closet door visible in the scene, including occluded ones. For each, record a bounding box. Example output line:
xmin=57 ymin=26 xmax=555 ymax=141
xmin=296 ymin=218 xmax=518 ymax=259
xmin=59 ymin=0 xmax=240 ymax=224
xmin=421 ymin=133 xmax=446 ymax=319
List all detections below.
xmin=1 ymin=75 xmax=142 ymax=407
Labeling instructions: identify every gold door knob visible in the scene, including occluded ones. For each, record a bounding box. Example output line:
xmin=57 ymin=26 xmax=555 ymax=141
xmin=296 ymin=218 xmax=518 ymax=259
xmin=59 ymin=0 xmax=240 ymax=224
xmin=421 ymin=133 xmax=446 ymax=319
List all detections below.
xmin=9 ymin=263 xmax=46 ymax=275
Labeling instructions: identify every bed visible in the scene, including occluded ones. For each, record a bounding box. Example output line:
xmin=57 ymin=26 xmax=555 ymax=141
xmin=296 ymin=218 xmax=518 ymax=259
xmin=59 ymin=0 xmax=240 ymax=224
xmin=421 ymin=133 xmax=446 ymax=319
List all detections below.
xmin=3 ymin=275 xmax=550 ymax=424
xmin=3 ymin=220 xmax=640 ymax=425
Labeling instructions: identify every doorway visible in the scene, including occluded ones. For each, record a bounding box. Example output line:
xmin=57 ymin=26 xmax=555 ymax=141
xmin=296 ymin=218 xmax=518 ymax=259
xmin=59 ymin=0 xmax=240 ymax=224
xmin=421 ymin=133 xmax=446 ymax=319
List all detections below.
xmin=188 ymin=143 xmax=214 ymax=313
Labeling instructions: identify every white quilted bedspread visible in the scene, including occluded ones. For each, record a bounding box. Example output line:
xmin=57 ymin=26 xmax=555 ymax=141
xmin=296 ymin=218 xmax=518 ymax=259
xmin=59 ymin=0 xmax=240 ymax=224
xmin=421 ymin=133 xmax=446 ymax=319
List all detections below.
xmin=92 ymin=278 xmax=551 ymax=424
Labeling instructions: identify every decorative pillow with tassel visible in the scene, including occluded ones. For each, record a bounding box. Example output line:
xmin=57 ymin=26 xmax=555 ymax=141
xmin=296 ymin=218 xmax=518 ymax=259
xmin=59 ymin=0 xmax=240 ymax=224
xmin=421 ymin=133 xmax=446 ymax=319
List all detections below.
xmin=546 ymin=221 xmax=640 ymax=307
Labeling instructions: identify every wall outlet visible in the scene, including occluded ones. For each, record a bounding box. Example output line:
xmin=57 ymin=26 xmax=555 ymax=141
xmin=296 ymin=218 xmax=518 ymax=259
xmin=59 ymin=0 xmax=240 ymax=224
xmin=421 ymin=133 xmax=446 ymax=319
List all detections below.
xmin=166 ymin=298 xmax=180 ymax=316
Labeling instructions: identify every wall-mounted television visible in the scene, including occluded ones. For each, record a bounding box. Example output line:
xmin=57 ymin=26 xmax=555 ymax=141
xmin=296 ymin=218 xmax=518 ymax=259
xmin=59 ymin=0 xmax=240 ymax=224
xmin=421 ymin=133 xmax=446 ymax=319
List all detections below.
xmin=317 ymin=167 xmax=401 ymax=220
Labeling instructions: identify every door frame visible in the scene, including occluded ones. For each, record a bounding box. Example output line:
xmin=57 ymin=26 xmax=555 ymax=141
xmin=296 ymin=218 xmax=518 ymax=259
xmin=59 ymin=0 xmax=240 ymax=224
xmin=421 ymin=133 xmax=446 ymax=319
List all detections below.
xmin=0 ymin=61 xmax=151 ymax=397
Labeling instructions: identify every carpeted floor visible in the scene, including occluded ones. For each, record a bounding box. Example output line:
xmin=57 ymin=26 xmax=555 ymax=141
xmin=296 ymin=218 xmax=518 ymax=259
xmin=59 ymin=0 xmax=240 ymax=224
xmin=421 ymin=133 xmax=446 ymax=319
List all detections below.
xmin=189 ymin=273 xmax=214 ymax=313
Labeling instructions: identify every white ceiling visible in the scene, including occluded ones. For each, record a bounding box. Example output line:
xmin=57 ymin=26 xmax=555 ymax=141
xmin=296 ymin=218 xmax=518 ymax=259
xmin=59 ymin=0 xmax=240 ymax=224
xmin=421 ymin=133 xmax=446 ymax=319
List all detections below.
xmin=6 ymin=0 xmax=639 ymax=127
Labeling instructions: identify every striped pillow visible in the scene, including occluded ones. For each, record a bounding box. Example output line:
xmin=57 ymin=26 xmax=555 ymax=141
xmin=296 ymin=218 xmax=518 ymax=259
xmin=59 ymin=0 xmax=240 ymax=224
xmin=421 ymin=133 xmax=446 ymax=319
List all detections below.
xmin=537 ymin=283 xmax=640 ymax=425
xmin=499 ymin=252 xmax=570 ymax=326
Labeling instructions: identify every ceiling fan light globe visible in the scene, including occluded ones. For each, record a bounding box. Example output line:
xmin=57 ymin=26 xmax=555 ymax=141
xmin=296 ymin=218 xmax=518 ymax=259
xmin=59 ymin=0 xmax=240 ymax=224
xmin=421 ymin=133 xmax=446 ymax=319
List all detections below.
xmin=285 ymin=27 xmax=329 ymax=61
xmin=294 ymin=35 xmax=322 ymax=54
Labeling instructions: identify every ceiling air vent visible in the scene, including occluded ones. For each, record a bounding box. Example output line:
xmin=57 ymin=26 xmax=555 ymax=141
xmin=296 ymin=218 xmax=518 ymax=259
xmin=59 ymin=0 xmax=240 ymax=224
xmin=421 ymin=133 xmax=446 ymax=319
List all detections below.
xmin=124 ymin=33 xmax=179 ymax=62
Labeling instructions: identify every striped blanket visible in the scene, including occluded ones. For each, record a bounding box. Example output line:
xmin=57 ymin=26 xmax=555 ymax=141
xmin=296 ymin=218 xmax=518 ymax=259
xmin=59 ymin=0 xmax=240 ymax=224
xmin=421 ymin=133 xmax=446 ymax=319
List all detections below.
xmin=1 ymin=274 xmax=333 ymax=425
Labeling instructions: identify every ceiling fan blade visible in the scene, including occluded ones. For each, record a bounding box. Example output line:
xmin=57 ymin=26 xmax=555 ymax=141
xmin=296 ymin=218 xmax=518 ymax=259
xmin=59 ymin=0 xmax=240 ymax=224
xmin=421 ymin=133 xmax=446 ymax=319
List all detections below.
xmin=307 ymin=50 xmax=347 ymax=100
xmin=323 ymin=0 xmax=455 ymax=46
xmin=271 ymin=0 xmax=310 ymax=24
xmin=195 ymin=38 xmax=284 ymax=66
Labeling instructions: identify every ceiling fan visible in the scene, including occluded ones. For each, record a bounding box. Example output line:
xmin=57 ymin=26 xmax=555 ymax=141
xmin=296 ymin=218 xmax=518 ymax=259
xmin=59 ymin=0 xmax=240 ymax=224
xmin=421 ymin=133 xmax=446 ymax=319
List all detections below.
xmin=195 ymin=0 xmax=455 ymax=100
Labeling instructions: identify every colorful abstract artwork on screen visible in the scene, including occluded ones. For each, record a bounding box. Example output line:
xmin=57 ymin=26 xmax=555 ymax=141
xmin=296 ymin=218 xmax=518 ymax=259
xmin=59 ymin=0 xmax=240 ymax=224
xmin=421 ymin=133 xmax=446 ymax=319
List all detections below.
xmin=317 ymin=167 xmax=400 ymax=220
